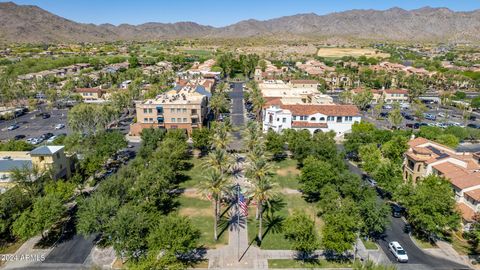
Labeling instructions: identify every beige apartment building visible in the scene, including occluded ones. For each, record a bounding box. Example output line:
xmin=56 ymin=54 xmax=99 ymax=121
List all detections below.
xmin=403 ymin=137 xmax=480 ymax=228
xmin=130 ymin=86 xmax=210 ymax=136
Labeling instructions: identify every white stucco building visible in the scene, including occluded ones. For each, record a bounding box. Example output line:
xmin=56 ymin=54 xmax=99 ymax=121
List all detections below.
xmin=262 ymin=103 xmax=361 ymax=136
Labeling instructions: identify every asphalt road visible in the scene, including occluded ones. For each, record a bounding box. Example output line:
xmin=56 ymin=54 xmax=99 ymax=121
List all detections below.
xmin=343 ymin=152 xmax=469 ymax=270
xmin=229 ymin=82 xmax=245 ymax=127
xmin=43 ymin=234 xmax=97 ymax=264
xmin=0 ymin=107 xmax=69 ymax=141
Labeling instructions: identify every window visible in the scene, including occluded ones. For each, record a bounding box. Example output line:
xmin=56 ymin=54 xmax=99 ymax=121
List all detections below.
xmin=171 ymin=118 xmax=176 ymax=123
xmin=158 ymin=117 xmax=164 ymax=123
xmin=144 ymin=118 xmax=148 ymax=122
xmin=337 ymin=117 xmax=342 ymax=123
xmin=327 ymin=116 xmax=334 ymax=121
xmin=277 ymin=118 xmax=280 ymax=122
xmin=177 ymin=108 xmax=181 ymax=113
xmin=320 ymin=117 xmax=325 ymax=121
xmin=182 ymin=108 xmax=187 ymax=113
xmin=292 ymin=116 xmax=296 ymax=120
xmin=148 ymin=108 xmax=153 ymax=113
xmin=143 ymin=108 xmax=148 ymax=114
xmin=192 ymin=118 xmax=198 ymax=124
xmin=157 ymin=106 xmax=163 ymax=114
xmin=183 ymin=118 xmax=187 ymax=123
xmin=170 ymin=108 xmax=175 ymax=113
xmin=149 ymin=118 xmax=153 ymax=122
xmin=177 ymin=118 xmax=182 ymax=123
xmin=345 ymin=116 xmax=353 ymax=122
xmin=282 ymin=118 xmax=286 ymax=123
xmin=310 ymin=117 xmax=316 ymax=121
xmin=56 ymin=153 xmax=60 ymax=159
xmin=192 ymin=109 xmax=197 ymax=114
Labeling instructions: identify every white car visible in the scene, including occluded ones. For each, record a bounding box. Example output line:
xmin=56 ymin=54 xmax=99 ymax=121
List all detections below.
xmin=47 ymin=135 xmax=57 ymax=143
xmin=55 ymin=124 xmax=65 ymax=130
xmin=31 ymin=137 xmax=44 ymax=145
xmin=389 ymin=241 xmax=408 ymax=263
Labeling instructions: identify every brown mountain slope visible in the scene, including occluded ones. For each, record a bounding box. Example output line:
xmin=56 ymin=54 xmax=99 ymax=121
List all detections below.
xmin=1 ymin=2 xmax=480 ymax=43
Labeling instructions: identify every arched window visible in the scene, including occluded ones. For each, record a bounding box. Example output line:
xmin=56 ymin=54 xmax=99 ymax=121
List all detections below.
xmin=310 ymin=117 xmax=316 ymax=121
xmin=319 ymin=117 xmax=325 ymax=121
xmin=314 ymin=129 xmax=323 ymax=134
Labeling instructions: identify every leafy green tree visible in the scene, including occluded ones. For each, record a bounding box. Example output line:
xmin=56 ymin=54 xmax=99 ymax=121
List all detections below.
xmin=322 ymin=198 xmax=360 ymax=254
xmin=283 ymin=212 xmax=319 ymax=258
xmin=359 ymin=195 xmax=390 ymax=238
xmin=403 ymin=175 xmax=459 ymax=239
xmin=380 ymin=135 xmax=408 ymax=165
xmin=358 ymin=144 xmax=382 ymax=175
xmin=12 ymin=194 xmax=65 ymax=240
xmin=471 ymin=96 xmax=480 ymax=109
xmin=436 ymin=134 xmax=460 ymax=148
xmin=0 ymin=187 xmax=32 ymax=238
xmin=0 ymin=140 xmax=34 ymax=151
xmin=147 ymin=215 xmax=200 ymax=255
xmin=44 ymin=181 xmax=76 ymax=203
xmin=138 ymin=128 xmax=166 ymax=158
xmin=108 ymin=204 xmax=150 ymax=260
xmin=299 ymin=157 xmax=339 ymax=202
xmin=192 ymin=128 xmax=213 ymax=153
xmin=353 ymin=90 xmax=373 ymax=111
xmin=77 ymin=194 xmax=120 ymax=237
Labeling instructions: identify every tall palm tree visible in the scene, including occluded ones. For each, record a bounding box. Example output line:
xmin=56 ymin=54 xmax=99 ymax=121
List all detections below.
xmin=209 ymin=93 xmax=228 ymax=120
xmin=203 ymin=148 xmax=233 ymax=174
xmin=249 ymin=177 xmax=277 ymax=241
xmin=243 ymin=121 xmax=262 ymax=151
xmin=198 ymin=169 xmax=230 ymax=241
xmin=212 ymin=123 xmax=232 ymax=150
xmin=245 ymin=156 xmax=273 ymax=184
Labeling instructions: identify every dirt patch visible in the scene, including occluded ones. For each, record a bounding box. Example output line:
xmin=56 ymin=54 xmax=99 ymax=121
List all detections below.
xmin=180 ymin=207 xmax=211 ymax=217
xmin=276 ymin=166 xmax=300 ymax=177
xmin=317 ymin=47 xmax=390 ymax=58
xmin=182 ymin=188 xmax=202 ymax=198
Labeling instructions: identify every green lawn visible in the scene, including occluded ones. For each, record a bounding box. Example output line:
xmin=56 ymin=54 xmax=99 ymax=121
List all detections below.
xmin=179 ymin=157 xmax=205 ymax=189
xmin=177 ymin=196 xmax=228 ymax=249
xmin=268 ymin=259 xmax=354 ymax=268
xmin=272 ymin=158 xmax=300 ymax=190
xmin=411 ymin=235 xmax=437 ymax=249
xmin=362 ymin=239 xmax=378 ymax=250
xmin=247 ymin=194 xmax=321 ymax=250
xmin=183 ymin=49 xmax=213 ymax=57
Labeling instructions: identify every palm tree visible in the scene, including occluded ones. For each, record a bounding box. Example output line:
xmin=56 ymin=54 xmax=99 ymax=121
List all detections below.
xmin=203 ymin=148 xmax=233 ymax=174
xmin=212 ymin=122 xmax=232 ymax=150
xmin=243 ymin=121 xmax=262 ymax=151
xmin=210 ymin=93 xmax=228 ymax=120
xmin=249 ymin=177 xmax=277 ymax=241
xmin=245 ymin=156 xmax=273 ymax=184
xmin=198 ymin=169 xmax=230 ymax=241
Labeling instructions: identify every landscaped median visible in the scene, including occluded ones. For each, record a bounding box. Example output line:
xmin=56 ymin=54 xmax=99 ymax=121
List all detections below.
xmin=268 ymin=258 xmax=354 ymax=269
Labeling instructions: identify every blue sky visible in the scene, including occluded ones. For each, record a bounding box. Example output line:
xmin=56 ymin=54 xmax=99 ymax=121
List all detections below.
xmin=3 ymin=0 xmax=480 ymax=27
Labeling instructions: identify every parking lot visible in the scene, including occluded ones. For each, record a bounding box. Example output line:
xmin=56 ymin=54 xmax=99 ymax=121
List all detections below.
xmin=362 ymin=104 xmax=480 ymax=130
xmin=0 ymin=107 xmax=69 ymax=142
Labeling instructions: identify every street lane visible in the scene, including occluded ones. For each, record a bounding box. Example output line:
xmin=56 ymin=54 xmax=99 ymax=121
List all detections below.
xmin=229 ymin=82 xmax=245 ymax=151
xmin=342 ymin=146 xmax=470 ymax=270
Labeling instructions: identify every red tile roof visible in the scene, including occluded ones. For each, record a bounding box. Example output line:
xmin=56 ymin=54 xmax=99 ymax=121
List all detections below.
xmin=291 ymin=122 xmax=328 ymax=128
xmin=457 ymin=202 xmax=476 ymax=222
xmin=282 ymin=104 xmax=360 ymax=116
xmin=384 ymin=89 xmax=408 ymax=95
xmin=466 ymin=189 xmax=480 ymax=202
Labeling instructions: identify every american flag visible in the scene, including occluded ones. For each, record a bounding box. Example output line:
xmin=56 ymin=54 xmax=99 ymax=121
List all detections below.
xmin=238 ymin=193 xmax=248 ymax=217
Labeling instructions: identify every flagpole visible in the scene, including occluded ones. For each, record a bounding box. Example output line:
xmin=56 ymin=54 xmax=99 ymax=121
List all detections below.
xmin=237 ymin=183 xmax=240 ymax=262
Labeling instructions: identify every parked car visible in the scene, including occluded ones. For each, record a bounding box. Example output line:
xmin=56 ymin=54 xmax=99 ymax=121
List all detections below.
xmin=391 ymin=203 xmax=404 ymax=218
xmin=467 ymin=124 xmax=479 ymax=129
xmin=41 ymin=133 xmax=54 ymax=140
xmin=437 ymin=112 xmax=446 ymax=118
xmin=469 ymin=116 xmax=477 ymax=121
xmin=7 ymin=124 xmax=19 ymax=130
xmin=31 ymin=137 xmax=44 ymax=145
xmin=362 ymin=174 xmax=377 ymax=187
xmin=413 ymin=122 xmax=428 ymax=129
xmin=403 ymin=114 xmax=414 ymax=121
xmin=14 ymin=134 xmax=26 ymax=140
xmin=383 ymin=105 xmax=393 ymax=110
xmin=388 ymin=241 xmax=409 ymax=263
xmin=424 ymin=113 xmax=436 ymax=121
xmin=55 ymin=123 xmax=65 ymax=130
xmin=47 ymin=135 xmax=58 ymax=143
xmin=41 ymin=113 xmax=51 ymax=119
xmin=380 ymin=112 xmax=389 ymax=118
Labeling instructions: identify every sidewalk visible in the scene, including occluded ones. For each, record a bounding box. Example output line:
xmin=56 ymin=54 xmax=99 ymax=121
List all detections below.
xmin=3 ymin=236 xmax=52 ymax=269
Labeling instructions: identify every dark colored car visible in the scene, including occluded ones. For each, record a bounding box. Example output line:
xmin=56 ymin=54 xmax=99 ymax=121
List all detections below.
xmin=14 ymin=134 xmax=26 ymax=140
xmin=469 ymin=116 xmax=477 ymax=121
xmin=467 ymin=124 xmax=478 ymax=129
xmin=391 ymin=203 xmax=404 ymax=218
xmin=380 ymin=112 xmax=389 ymax=118
xmin=404 ymin=114 xmax=414 ymax=121
xmin=41 ymin=133 xmax=54 ymax=140
xmin=41 ymin=113 xmax=51 ymax=119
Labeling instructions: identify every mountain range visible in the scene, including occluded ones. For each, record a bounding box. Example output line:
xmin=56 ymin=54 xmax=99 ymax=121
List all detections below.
xmin=1 ymin=1 xmax=480 ymax=43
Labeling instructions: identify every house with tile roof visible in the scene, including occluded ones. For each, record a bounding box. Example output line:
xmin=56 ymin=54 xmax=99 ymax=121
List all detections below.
xmin=403 ymin=137 xmax=480 ymax=228
xmin=262 ymin=101 xmax=361 ymax=136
